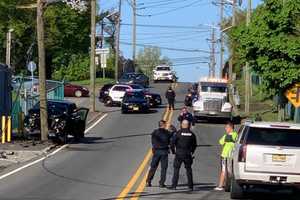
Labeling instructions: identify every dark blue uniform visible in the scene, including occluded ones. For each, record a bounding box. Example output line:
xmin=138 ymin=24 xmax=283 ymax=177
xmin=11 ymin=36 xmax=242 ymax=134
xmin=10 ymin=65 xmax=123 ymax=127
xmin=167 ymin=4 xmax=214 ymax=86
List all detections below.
xmin=146 ymin=128 xmax=172 ymax=186
xmin=171 ymin=128 xmax=197 ymax=189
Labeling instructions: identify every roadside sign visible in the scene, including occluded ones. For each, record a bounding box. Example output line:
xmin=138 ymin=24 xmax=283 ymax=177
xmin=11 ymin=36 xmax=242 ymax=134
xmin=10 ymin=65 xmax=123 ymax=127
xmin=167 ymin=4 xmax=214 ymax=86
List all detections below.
xmin=96 ymin=48 xmax=109 ymax=55
xmin=101 ymin=53 xmax=107 ymax=68
xmin=27 ymin=61 xmax=36 ymax=72
xmin=285 ymin=83 xmax=300 ymax=108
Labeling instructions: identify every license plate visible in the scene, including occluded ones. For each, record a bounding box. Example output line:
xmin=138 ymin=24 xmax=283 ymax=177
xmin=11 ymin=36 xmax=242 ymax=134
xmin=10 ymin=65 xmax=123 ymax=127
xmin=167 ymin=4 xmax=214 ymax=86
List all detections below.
xmin=272 ymin=154 xmax=286 ymax=162
xmin=133 ymin=107 xmax=139 ymax=111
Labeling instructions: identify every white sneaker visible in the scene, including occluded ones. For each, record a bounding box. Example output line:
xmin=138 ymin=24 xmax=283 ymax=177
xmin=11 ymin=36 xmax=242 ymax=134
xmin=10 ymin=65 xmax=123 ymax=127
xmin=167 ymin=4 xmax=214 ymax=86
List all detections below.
xmin=214 ymin=187 xmax=224 ymax=191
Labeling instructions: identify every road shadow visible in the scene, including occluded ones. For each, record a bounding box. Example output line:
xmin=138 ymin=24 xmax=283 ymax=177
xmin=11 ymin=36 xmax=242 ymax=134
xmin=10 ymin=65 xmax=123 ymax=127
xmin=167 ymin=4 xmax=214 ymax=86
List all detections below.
xmin=99 ymin=185 xmax=216 ymax=200
xmin=100 ymin=133 xmax=151 ymax=141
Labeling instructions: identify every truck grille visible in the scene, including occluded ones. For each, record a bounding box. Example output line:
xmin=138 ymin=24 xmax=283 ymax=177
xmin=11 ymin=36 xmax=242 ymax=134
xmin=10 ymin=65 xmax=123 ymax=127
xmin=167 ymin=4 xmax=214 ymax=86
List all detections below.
xmin=203 ymin=99 xmax=222 ymax=111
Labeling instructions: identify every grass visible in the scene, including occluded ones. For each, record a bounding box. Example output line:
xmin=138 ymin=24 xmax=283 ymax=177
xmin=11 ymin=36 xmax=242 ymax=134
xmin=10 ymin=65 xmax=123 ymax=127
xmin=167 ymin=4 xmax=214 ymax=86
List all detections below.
xmin=234 ymin=79 xmax=278 ymax=121
xmin=71 ymin=78 xmax=115 ymax=88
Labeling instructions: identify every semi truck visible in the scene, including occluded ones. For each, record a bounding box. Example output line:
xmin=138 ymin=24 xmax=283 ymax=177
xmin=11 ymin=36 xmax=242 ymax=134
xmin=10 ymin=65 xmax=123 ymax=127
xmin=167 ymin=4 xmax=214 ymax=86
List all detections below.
xmin=193 ymin=77 xmax=232 ymax=121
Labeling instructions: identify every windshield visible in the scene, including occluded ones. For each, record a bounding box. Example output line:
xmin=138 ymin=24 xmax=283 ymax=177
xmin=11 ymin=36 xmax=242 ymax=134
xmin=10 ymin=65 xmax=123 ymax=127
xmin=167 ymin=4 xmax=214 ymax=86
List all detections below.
xmin=131 ymin=84 xmax=144 ymax=90
xmin=246 ymin=127 xmax=300 ymax=147
xmin=201 ymin=86 xmax=227 ymax=93
xmin=124 ymin=92 xmax=145 ymax=101
xmin=156 ymin=67 xmax=170 ymax=71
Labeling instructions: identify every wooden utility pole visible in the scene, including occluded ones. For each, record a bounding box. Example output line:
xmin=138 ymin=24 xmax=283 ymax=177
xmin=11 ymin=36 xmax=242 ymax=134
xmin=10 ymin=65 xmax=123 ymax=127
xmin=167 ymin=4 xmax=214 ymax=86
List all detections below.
xmin=245 ymin=0 xmax=252 ymax=115
xmin=219 ymin=0 xmax=224 ymax=78
xmin=115 ymin=0 xmax=122 ymax=81
xmin=90 ymin=0 xmax=96 ymax=112
xmin=228 ymin=0 xmax=236 ymax=82
xmin=132 ymin=0 xmax=137 ymax=71
xmin=210 ymin=27 xmax=216 ymax=78
xmin=37 ymin=0 xmax=48 ymax=141
xmin=6 ymin=30 xmax=13 ymax=68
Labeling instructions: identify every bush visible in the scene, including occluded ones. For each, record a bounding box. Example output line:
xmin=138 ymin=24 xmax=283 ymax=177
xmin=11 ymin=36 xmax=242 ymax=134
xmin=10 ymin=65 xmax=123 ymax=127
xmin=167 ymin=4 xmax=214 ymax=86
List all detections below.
xmin=53 ymin=54 xmax=89 ymax=81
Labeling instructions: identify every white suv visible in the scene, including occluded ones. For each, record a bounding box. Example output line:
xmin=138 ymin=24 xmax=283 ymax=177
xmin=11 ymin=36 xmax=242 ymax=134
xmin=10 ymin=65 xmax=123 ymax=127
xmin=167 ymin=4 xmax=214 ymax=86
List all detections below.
xmin=153 ymin=65 xmax=175 ymax=82
xmin=105 ymin=84 xmax=143 ymax=106
xmin=226 ymin=122 xmax=300 ymax=199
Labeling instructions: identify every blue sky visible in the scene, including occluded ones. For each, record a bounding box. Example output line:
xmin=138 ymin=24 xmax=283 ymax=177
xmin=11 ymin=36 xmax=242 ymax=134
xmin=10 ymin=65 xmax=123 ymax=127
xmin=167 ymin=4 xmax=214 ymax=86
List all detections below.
xmin=100 ymin=0 xmax=262 ymax=82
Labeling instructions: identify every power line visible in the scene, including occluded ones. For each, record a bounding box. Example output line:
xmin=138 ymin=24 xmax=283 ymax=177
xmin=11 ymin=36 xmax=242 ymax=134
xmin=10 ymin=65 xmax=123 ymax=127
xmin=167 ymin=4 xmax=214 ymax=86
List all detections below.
xmin=120 ymin=41 xmax=211 ymax=53
xmin=119 ymin=23 xmax=210 ymax=30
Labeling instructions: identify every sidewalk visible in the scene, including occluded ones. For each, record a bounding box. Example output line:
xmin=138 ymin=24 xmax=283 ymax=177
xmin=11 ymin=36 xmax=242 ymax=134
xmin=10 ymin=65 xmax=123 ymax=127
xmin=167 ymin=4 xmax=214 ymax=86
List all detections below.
xmin=0 ymin=141 xmax=56 ymax=173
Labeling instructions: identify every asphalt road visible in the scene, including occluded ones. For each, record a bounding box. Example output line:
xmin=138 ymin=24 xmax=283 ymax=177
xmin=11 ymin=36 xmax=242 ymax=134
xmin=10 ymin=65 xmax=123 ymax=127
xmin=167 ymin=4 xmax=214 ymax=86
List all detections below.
xmin=0 ymin=82 xmax=295 ymax=200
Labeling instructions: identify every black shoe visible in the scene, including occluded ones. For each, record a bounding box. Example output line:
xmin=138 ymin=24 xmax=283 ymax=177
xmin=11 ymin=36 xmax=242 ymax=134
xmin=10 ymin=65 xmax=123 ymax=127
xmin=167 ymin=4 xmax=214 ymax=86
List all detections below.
xmin=159 ymin=184 xmax=167 ymax=188
xmin=168 ymin=186 xmax=176 ymax=190
xmin=146 ymin=182 xmax=152 ymax=187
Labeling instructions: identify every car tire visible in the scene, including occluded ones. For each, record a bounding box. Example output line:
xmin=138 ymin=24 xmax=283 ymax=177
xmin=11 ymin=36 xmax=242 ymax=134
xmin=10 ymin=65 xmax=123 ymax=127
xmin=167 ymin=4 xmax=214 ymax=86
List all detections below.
xmin=230 ymin=175 xmax=245 ymax=199
xmin=104 ymin=97 xmax=113 ymax=107
xmin=75 ymin=90 xmax=82 ymax=97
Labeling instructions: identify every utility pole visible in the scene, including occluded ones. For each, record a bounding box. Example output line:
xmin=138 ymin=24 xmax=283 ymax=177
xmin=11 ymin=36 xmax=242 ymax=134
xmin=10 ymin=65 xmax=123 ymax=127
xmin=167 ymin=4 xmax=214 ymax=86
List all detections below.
xmin=245 ymin=0 xmax=252 ymax=115
xmin=209 ymin=27 xmax=216 ymax=78
xmin=228 ymin=0 xmax=236 ymax=82
xmin=115 ymin=0 xmax=122 ymax=81
xmin=132 ymin=0 xmax=137 ymax=71
xmin=6 ymin=29 xmax=13 ymax=68
xmin=90 ymin=0 xmax=96 ymax=112
xmin=37 ymin=0 xmax=48 ymax=141
xmin=219 ymin=0 xmax=224 ymax=78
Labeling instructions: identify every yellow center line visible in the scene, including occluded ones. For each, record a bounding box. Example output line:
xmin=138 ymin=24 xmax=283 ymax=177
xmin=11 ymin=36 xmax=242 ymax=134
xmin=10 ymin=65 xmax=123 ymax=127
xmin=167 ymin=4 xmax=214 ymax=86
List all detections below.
xmin=130 ymin=104 xmax=174 ymax=200
xmin=116 ymin=107 xmax=170 ymax=200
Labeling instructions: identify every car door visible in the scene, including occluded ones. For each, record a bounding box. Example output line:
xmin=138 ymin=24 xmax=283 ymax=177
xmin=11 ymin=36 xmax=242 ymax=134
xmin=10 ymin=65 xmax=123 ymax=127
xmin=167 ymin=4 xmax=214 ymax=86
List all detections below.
xmin=110 ymin=86 xmax=130 ymax=102
xmin=64 ymin=84 xmax=74 ymax=97
xmin=70 ymin=108 xmax=89 ymax=136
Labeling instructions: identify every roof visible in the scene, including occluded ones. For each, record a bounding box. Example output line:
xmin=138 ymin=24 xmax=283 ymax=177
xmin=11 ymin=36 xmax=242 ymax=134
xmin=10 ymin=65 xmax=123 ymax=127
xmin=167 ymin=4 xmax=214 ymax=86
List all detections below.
xmin=246 ymin=121 xmax=300 ymax=130
xmin=199 ymin=77 xmax=228 ymax=83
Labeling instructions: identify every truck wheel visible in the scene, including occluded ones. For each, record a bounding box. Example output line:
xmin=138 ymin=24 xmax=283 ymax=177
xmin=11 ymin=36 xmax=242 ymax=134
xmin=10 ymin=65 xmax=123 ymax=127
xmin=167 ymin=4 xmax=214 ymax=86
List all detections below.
xmin=230 ymin=176 xmax=245 ymax=199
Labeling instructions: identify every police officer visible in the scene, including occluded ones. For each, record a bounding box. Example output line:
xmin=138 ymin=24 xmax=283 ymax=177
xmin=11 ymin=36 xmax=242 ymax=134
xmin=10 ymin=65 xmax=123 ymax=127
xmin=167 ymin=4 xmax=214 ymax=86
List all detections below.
xmin=178 ymin=107 xmax=195 ymax=127
xmin=170 ymin=120 xmax=197 ymax=191
xmin=165 ymin=86 xmax=176 ymax=110
xmin=146 ymin=120 xmax=172 ymax=188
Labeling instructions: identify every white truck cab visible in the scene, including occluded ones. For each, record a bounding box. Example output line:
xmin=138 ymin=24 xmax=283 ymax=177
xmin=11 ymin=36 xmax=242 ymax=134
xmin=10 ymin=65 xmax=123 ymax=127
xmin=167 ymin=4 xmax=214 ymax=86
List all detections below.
xmin=153 ymin=65 xmax=175 ymax=82
xmin=193 ymin=77 xmax=232 ymax=120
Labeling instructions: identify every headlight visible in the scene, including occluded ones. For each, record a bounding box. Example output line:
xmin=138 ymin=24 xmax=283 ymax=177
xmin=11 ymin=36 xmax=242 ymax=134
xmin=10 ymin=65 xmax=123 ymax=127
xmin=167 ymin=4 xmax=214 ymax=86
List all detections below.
xmin=221 ymin=103 xmax=232 ymax=112
xmin=123 ymin=103 xmax=129 ymax=106
xmin=55 ymin=118 xmax=60 ymax=122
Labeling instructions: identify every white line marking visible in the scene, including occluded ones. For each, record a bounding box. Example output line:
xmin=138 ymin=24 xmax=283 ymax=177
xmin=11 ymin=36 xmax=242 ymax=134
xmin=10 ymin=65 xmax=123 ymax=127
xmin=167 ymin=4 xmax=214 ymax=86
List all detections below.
xmin=0 ymin=113 xmax=108 ymax=181
xmin=84 ymin=113 xmax=108 ymax=133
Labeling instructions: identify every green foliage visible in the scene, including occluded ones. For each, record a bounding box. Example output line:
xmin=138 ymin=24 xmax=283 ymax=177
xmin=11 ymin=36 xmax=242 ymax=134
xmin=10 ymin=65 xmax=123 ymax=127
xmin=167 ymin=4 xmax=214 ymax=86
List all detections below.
xmin=53 ymin=54 xmax=89 ymax=81
xmin=229 ymin=0 xmax=300 ymax=97
xmin=136 ymin=47 xmax=172 ymax=76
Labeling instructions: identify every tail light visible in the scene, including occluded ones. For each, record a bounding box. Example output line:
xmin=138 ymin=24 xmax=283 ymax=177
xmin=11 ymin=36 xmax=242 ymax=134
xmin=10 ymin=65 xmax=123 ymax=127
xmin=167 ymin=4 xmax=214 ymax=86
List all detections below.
xmin=238 ymin=144 xmax=247 ymax=162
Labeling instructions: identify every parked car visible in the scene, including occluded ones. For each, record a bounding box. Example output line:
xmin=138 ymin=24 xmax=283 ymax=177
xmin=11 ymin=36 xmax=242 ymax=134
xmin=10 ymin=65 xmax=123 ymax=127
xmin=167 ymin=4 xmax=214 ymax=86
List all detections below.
xmin=118 ymin=73 xmax=149 ymax=87
xmin=226 ymin=121 xmax=300 ymax=199
xmin=99 ymin=83 xmax=114 ymax=103
xmin=144 ymin=92 xmax=162 ymax=107
xmin=153 ymin=65 xmax=176 ymax=83
xmin=64 ymin=83 xmax=89 ymax=97
xmin=104 ymin=84 xmax=144 ymax=106
xmin=24 ymin=100 xmax=89 ymax=143
xmin=121 ymin=91 xmax=150 ymax=113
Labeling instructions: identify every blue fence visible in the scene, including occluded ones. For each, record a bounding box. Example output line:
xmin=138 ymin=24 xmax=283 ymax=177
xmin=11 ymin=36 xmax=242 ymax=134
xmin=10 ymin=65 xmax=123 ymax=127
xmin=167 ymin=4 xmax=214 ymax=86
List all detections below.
xmin=11 ymin=77 xmax=64 ymax=130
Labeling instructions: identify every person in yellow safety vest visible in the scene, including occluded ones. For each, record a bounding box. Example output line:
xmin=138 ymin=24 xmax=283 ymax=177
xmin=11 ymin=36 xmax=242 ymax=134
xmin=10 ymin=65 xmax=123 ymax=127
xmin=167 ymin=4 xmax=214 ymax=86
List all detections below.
xmin=214 ymin=121 xmax=238 ymax=191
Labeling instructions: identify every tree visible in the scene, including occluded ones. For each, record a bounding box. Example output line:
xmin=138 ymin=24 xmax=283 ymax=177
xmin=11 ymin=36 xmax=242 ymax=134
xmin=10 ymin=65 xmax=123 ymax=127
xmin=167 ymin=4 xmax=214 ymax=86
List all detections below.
xmin=229 ymin=0 xmax=300 ymax=97
xmin=136 ymin=47 xmax=171 ymax=76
